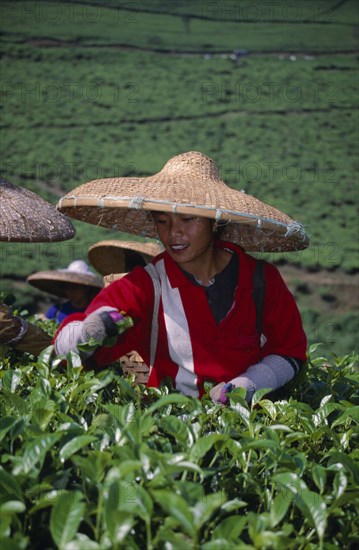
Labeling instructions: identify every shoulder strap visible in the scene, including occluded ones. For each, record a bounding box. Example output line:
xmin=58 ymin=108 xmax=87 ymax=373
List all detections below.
xmin=252 ymin=259 xmax=266 ymax=337
xmin=144 ymin=263 xmax=161 ymax=369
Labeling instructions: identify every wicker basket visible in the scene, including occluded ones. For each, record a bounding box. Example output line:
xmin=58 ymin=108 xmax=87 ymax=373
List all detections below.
xmin=104 ymin=273 xmax=127 ymax=287
xmin=119 ymin=351 xmax=150 ymax=385
xmin=103 ymin=274 xmax=150 ymax=384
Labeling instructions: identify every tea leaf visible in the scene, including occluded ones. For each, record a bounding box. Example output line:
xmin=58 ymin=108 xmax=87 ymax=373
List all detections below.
xmin=2 ymin=370 xmax=22 ymax=393
xmin=50 ymin=491 xmax=85 ymax=549
xmin=327 ymin=451 xmax=359 ymax=484
xmin=312 ymin=464 xmax=327 ymax=494
xmin=0 ymin=500 xmax=26 ymax=514
xmin=152 ymin=490 xmax=195 ymax=537
xmin=104 ymin=481 xmax=135 ymax=544
xmin=296 ymin=490 xmax=327 ymax=541
xmin=0 ymin=416 xmax=17 ymax=443
xmin=145 ymin=393 xmax=191 ymax=415
xmin=12 ymin=433 xmax=62 ymax=476
xmin=252 ymin=387 xmax=273 ymax=406
xmin=59 ymin=435 xmax=98 ymax=463
xmin=333 ymin=469 xmax=348 ymax=499
xmin=272 ymin=473 xmax=327 ymax=541
xmin=270 ymin=491 xmax=291 ymax=527
xmin=331 ymin=406 xmax=359 ymax=428
xmin=0 ymin=468 xmax=23 ymax=502
xmin=208 ymin=514 xmax=247 ymax=543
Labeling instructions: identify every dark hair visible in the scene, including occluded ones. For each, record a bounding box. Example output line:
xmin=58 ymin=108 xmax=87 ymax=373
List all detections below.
xmin=213 ymin=220 xmax=227 ymax=240
xmin=86 ymin=286 xmax=101 ymax=301
xmin=125 ymin=251 xmax=146 ymax=271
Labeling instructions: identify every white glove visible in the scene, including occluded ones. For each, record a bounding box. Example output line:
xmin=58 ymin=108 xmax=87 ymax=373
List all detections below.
xmin=210 ymin=355 xmax=298 ymax=404
xmin=54 ymin=306 xmax=120 ymax=357
xmin=82 ymin=308 xmax=120 ymax=343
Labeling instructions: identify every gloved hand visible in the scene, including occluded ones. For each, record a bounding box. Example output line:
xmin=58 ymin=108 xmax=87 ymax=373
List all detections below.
xmin=210 ymin=355 xmax=298 ymax=405
xmin=210 ymin=379 xmax=254 ymax=405
xmin=54 ymin=307 xmax=133 ymax=357
xmin=82 ymin=308 xmax=121 ymax=345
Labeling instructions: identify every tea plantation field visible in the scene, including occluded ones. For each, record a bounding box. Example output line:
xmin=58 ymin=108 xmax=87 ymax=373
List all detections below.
xmin=0 ymin=0 xmax=358 ymax=356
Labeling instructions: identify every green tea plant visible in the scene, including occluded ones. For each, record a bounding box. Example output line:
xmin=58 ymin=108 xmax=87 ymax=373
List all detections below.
xmin=0 ymin=331 xmax=358 ymax=549
xmin=3 ymin=1 xmax=358 ymax=51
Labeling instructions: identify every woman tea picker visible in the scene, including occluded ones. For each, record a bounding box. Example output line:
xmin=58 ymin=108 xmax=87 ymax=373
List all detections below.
xmin=55 ymin=151 xmax=309 ymax=403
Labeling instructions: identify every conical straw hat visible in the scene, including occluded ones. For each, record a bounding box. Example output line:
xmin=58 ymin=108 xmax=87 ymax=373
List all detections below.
xmin=57 ymin=151 xmax=309 ymax=252
xmin=27 ymin=260 xmax=103 ymax=298
xmin=0 ymin=177 xmax=75 ymax=242
xmin=88 ymin=240 xmax=163 ymax=276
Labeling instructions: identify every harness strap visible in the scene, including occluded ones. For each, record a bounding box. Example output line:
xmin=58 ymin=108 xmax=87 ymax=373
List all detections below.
xmin=252 ymin=259 xmax=266 ymax=343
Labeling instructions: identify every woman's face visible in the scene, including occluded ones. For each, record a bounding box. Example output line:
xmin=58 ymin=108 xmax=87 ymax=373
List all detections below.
xmin=64 ymin=284 xmax=92 ymax=309
xmin=153 ymin=212 xmax=215 ymax=270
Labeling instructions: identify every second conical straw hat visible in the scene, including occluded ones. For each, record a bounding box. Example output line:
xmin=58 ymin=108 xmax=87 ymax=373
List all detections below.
xmin=88 ymin=240 xmax=163 ymax=276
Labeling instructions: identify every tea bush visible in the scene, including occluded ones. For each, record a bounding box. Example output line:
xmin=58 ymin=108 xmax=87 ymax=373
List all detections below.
xmin=0 ymin=323 xmax=358 ymax=549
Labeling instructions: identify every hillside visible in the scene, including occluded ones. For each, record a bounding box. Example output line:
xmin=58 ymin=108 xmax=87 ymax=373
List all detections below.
xmin=0 ymin=0 xmax=358 ymax=356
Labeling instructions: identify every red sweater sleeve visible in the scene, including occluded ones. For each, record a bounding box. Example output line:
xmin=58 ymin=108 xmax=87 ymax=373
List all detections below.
xmin=53 ymin=312 xmax=86 ymax=343
xmin=89 ymin=266 xmax=154 ymax=367
xmin=53 ymin=266 xmax=154 ymax=368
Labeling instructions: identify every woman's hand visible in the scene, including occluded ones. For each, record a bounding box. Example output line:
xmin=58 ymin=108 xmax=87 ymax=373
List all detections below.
xmin=54 ymin=307 xmax=133 ymax=357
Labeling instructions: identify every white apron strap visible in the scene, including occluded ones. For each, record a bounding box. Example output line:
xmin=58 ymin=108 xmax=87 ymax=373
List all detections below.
xmin=144 ymin=263 xmax=161 ymax=370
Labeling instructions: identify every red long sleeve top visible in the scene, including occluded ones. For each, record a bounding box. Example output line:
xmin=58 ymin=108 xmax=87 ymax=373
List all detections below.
xmin=56 ymin=242 xmax=307 ymax=397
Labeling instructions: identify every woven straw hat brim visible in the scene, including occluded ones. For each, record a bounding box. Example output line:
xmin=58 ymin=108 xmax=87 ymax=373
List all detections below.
xmin=57 ymin=152 xmax=309 ymax=252
xmin=0 ymin=178 xmax=75 ymax=242
xmin=88 ymin=240 xmax=163 ymax=276
xmin=27 ymin=270 xmax=103 ymax=298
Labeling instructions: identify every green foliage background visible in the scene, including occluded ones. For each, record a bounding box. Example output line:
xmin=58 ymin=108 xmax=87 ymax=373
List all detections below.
xmin=0 ymin=338 xmax=358 ymax=549
xmin=0 ymin=0 xmax=358 ymax=356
